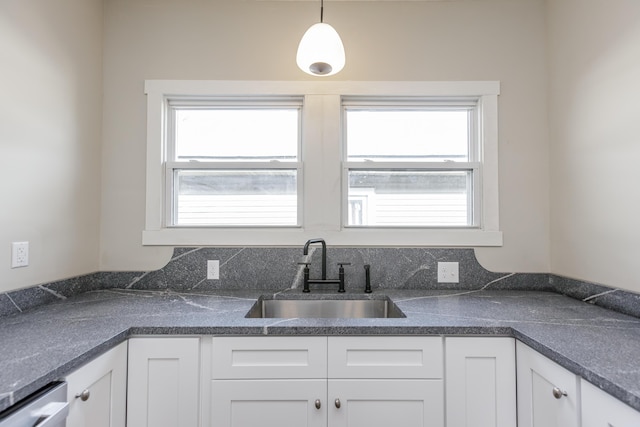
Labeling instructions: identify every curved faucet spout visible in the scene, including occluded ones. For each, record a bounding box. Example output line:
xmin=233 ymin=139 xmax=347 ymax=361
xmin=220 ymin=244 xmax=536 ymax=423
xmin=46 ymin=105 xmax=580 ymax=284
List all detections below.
xmin=303 ymin=238 xmax=326 ymax=280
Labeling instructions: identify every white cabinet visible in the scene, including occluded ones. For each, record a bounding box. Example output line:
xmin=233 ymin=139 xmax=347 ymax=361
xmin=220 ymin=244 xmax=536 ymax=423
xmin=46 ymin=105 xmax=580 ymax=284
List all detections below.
xmin=516 ymin=341 xmax=580 ymax=427
xmin=121 ymin=335 xmax=640 ymax=427
xmin=65 ymin=341 xmax=127 ymax=427
xmin=210 ymin=336 xmax=444 ymax=427
xmin=581 ymin=379 xmax=640 ymax=427
xmin=211 ymin=336 xmax=327 ymax=427
xmin=445 ymin=337 xmax=516 ymax=427
xmin=211 ymin=336 xmax=327 ymax=379
xmin=328 ymin=336 xmax=442 ymax=379
xmin=328 ymin=336 xmax=444 ymax=427
xmin=329 ymin=379 xmax=442 ymax=427
xmin=127 ymin=337 xmax=200 ymax=427
xmin=212 ymin=379 xmax=327 ymax=427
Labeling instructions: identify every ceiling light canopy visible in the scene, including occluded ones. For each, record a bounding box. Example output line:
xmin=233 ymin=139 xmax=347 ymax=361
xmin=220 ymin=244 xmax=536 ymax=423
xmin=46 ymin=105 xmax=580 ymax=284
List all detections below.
xmin=296 ymin=0 xmax=345 ymax=77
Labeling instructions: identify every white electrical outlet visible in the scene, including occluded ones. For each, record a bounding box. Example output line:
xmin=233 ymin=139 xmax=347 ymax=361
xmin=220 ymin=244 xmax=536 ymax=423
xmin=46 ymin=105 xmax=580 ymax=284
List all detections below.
xmin=11 ymin=241 xmax=29 ymax=268
xmin=437 ymin=262 xmax=459 ymax=283
xmin=207 ymin=260 xmax=220 ymax=280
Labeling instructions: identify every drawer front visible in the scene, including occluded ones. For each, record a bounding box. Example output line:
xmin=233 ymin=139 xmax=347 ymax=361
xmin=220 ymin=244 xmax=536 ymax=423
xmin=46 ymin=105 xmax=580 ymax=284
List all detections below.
xmin=328 ymin=336 xmax=443 ymax=379
xmin=212 ymin=336 xmax=327 ymax=379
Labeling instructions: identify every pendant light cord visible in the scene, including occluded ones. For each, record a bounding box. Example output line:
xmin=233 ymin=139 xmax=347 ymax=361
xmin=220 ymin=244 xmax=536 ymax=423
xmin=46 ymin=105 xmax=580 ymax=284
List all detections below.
xmin=320 ymin=0 xmax=324 ymax=23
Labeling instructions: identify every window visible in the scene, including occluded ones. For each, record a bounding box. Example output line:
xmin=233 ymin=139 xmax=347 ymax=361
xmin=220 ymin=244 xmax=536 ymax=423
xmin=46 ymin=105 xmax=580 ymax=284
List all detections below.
xmin=167 ymin=100 xmax=302 ymax=227
xmin=343 ymin=99 xmax=480 ymax=227
xmin=144 ymin=81 xmax=501 ymax=246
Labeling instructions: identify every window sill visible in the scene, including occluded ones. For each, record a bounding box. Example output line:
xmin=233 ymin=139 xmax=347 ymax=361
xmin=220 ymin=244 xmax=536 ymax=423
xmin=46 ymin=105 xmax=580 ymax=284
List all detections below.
xmin=142 ymin=228 xmax=503 ymax=247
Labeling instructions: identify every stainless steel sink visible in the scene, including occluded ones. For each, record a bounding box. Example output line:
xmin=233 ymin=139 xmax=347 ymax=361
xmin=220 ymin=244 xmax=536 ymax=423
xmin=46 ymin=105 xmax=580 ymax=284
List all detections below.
xmin=245 ymin=296 xmax=405 ymax=319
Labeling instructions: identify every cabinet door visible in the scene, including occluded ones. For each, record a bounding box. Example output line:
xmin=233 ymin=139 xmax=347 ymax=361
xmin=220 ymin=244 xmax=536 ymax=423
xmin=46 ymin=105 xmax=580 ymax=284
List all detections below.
xmin=328 ymin=379 xmax=444 ymax=427
xmin=211 ymin=379 xmax=326 ymax=427
xmin=581 ymin=379 xmax=640 ymax=427
xmin=445 ymin=337 xmax=516 ymax=427
xmin=127 ymin=337 xmax=200 ymax=427
xmin=65 ymin=342 xmax=127 ymax=427
xmin=516 ymin=341 xmax=579 ymax=427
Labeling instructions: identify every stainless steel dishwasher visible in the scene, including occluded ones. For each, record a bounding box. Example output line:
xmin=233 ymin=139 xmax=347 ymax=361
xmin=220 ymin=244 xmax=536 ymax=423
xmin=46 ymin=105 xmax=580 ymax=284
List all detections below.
xmin=0 ymin=382 xmax=68 ymax=427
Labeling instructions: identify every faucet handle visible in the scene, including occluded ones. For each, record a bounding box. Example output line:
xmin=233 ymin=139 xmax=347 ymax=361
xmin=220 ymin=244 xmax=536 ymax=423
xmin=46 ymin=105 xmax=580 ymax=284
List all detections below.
xmin=364 ymin=264 xmax=372 ymax=293
xmin=337 ymin=263 xmax=350 ymax=293
xmin=298 ymin=262 xmax=311 ymax=293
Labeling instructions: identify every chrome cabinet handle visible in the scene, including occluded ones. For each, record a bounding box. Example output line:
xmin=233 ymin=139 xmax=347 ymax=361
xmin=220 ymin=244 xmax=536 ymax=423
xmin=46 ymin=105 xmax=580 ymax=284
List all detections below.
xmin=335 ymin=398 xmax=341 ymax=409
xmin=552 ymin=387 xmax=567 ymax=399
xmin=315 ymin=399 xmax=321 ymax=410
xmin=75 ymin=389 xmax=91 ymax=401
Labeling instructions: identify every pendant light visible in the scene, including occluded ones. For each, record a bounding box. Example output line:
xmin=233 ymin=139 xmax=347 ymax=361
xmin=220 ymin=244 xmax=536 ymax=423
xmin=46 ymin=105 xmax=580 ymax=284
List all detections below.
xmin=296 ymin=0 xmax=345 ymax=77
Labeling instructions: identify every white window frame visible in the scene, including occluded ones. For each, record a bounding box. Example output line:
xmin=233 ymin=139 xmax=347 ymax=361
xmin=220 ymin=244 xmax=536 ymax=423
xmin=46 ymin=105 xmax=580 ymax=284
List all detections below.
xmin=165 ymin=97 xmax=303 ymax=227
xmin=341 ymin=97 xmax=482 ymax=228
xmin=143 ymin=80 xmax=502 ymax=246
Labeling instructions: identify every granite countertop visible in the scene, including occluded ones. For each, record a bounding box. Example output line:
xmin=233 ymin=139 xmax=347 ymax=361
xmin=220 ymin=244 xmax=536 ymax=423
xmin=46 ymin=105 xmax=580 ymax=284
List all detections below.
xmin=1 ymin=288 xmax=640 ymax=414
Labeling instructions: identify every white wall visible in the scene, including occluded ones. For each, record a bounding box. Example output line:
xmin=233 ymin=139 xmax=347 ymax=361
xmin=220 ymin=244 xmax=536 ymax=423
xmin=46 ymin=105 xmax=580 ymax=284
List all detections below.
xmin=0 ymin=0 xmax=103 ymax=292
xmin=548 ymin=0 xmax=640 ymax=292
xmin=101 ymin=0 xmax=550 ymax=274
xmin=4 ymin=0 xmax=637 ymax=295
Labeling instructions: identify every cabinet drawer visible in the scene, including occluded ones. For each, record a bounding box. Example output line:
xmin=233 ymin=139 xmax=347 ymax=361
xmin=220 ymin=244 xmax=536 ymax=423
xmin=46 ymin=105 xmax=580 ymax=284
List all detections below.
xmin=328 ymin=336 xmax=443 ymax=379
xmin=212 ymin=336 xmax=327 ymax=379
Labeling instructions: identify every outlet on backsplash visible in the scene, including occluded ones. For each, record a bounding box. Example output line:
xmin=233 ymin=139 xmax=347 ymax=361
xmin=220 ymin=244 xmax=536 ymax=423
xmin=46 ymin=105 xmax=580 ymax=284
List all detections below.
xmin=438 ymin=262 xmax=459 ymax=283
xmin=207 ymin=260 xmax=220 ymax=280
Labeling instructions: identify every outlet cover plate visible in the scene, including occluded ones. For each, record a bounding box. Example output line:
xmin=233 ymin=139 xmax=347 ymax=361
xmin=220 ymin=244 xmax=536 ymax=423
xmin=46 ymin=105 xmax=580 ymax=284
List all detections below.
xmin=207 ymin=260 xmax=220 ymax=280
xmin=437 ymin=262 xmax=459 ymax=283
xmin=11 ymin=241 xmax=29 ymax=268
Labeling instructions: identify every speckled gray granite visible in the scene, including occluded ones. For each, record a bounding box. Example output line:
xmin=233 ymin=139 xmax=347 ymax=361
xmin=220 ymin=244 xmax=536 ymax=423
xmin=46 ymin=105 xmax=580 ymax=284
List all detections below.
xmin=549 ymin=274 xmax=640 ymax=319
xmin=0 ymin=247 xmax=551 ymax=317
xmin=3 ymin=246 xmax=639 ymax=319
xmin=2 ymin=288 xmax=640 ymax=415
xmin=3 ymin=247 xmax=640 ymax=414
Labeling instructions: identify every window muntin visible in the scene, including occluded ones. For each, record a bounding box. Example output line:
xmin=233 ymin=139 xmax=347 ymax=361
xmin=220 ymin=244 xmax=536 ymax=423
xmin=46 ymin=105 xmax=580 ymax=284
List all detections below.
xmin=166 ymin=99 xmax=302 ymax=227
xmin=343 ymin=99 xmax=480 ymax=228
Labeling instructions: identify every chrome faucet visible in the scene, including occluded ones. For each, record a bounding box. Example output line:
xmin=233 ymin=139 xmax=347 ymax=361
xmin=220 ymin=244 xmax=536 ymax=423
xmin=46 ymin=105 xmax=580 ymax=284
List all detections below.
xmin=300 ymin=238 xmax=349 ymax=293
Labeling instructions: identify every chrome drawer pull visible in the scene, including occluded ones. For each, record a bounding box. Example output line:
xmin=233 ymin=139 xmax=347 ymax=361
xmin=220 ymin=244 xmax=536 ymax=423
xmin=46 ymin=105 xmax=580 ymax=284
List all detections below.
xmin=75 ymin=389 xmax=91 ymax=401
xmin=552 ymin=387 xmax=567 ymax=399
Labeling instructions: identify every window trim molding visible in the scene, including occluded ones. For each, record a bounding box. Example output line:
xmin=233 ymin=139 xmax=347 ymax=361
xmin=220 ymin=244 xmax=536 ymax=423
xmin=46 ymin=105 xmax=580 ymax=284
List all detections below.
xmin=143 ymin=80 xmax=502 ymax=247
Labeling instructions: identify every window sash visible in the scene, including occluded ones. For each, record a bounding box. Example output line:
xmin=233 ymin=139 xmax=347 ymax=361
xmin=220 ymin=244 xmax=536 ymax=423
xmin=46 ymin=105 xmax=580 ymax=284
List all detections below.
xmin=164 ymin=97 xmax=303 ymax=227
xmin=342 ymin=98 xmax=482 ymax=229
xmin=342 ymin=162 xmax=480 ymax=228
xmin=342 ymin=98 xmax=478 ymax=159
xmin=165 ymin=162 xmax=303 ymax=227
